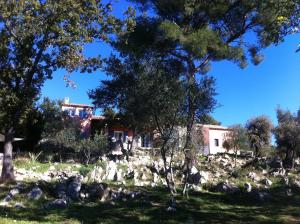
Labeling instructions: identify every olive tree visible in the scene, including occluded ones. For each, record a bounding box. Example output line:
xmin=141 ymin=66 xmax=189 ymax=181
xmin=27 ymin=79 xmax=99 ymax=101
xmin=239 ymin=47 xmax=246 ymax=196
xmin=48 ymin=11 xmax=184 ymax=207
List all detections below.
xmin=223 ymin=125 xmax=248 ymax=167
xmin=274 ymin=108 xmax=300 ymax=168
xmin=246 ymin=116 xmax=273 ymax=157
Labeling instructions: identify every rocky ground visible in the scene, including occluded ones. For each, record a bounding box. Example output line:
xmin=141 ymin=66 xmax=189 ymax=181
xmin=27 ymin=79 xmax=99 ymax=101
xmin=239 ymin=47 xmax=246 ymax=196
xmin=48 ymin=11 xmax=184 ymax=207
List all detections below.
xmin=1 ymin=149 xmax=300 ymax=223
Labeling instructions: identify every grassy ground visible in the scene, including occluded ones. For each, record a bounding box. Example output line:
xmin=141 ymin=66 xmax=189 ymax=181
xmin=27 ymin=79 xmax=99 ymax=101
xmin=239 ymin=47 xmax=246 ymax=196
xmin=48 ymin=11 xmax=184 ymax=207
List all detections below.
xmin=0 ymin=182 xmax=300 ymax=224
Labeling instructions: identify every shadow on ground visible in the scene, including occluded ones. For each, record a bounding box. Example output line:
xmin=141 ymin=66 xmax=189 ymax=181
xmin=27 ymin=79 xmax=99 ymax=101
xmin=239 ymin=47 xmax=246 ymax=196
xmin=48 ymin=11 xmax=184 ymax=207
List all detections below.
xmin=0 ymin=182 xmax=300 ymax=224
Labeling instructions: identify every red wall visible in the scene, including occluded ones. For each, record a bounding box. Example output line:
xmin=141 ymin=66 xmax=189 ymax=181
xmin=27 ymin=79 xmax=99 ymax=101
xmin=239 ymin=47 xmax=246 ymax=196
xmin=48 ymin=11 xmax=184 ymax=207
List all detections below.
xmin=109 ymin=124 xmax=134 ymax=137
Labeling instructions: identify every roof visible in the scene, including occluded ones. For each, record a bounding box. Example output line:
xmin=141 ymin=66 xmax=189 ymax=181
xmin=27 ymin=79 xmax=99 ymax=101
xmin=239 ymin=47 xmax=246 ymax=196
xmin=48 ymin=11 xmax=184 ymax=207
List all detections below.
xmin=61 ymin=103 xmax=94 ymax=108
xmin=197 ymin=124 xmax=230 ymax=131
xmin=91 ymin=115 xmax=106 ymax=120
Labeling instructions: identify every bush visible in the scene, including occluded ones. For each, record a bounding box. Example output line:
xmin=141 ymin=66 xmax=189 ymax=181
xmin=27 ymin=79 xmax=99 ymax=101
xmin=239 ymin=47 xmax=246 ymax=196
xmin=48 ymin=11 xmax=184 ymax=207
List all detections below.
xmin=79 ymin=166 xmax=93 ymax=177
xmin=75 ymin=133 xmax=108 ymax=165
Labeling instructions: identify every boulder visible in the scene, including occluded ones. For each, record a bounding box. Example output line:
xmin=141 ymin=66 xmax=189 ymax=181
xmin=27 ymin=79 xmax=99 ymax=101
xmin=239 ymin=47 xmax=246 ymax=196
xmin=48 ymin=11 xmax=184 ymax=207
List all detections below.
xmin=188 ymin=172 xmax=201 ymax=185
xmin=281 ymin=176 xmax=289 ymax=186
xmin=271 ymin=168 xmax=286 ymax=177
xmin=291 ymin=180 xmax=300 ymax=191
xmin=27 ymin=187 xmax=43 ymax=200
xmin=86 ymin=183 xmax=110 ymax=202
xmin=90 ymin=167 xmax=104 ymax=182
xmin=66 ymin=175 xmax=82 ymax=200
xmin=252 ymin=190 xmax=271 ymax=203
xmin=44 ymin=199 xmax=68 ymax=210
xmin=286 ymin=188 xmax=293 ymax=196
xmin=244 ymin=182 xmax=252 ymax=192
xmin=2 ymin=194 xmax=13 ymax=203
xmin=106 ymin=161 xmax=117 ymax=181
xmin=269 ymin=156 xmax=283 ymax=169
xmin=190 ymin=166 xmax=198 ymax=174
xmin=14 ymin=202 xmax=25 ymax=209
xmin=166 ymin=206 xmax=176 ymax=212
xmin=247 ymin=172 xmax=260 ymax=182
xmin=54 ymin=182 xmax=67 ymax=199
xmin=261 ymin=178 xmax=272 ymax=187
xmin=153 ymin=173 xmax=160 ymax=183
xmin=199 ymin=171 xmax=209 ymax=184
xmin=213 ymin=182 xmax=240 ymax=194
xmin=125 ymin=171 xmax=134 ymax=180
xmin=10 ymin=188 xmax=20 ymax=196
xmin=116 ymin=170 xmax=124 ymax=181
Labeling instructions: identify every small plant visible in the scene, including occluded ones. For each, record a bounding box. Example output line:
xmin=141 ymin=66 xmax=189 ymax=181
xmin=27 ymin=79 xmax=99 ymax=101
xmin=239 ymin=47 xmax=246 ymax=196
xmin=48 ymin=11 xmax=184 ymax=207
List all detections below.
xmin=96 ymin=160 xmax=107 ymax=170
xmin=45 ymin=154 xmax=54 ymax=164
xmin=79 ymin=166 xmax=92 ymax=177
xmin=75 ymin=133 xmax=108 ymax=165
xmin=28 ymin=151 xmax=43 ymax=163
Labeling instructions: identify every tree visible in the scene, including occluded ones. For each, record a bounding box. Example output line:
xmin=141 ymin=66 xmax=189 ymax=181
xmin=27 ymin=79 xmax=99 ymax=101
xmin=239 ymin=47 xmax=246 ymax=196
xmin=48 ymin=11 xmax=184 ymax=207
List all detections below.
xmin=90 ymin=55 xmax=184 ymax=195
xmin=223 ymin=125 xmax=248 ymax=167
xmin=0 ymin=0 xmax=134 ymax=181
xmin=246 ymin=116 xmax=273 ymax=157
xmin=90 ymin=53 xmax=217 ymax=195
xmin=39 ymin=98 xmax=65 ymax=138
xmin=111 ymin=0 xmax=300 ymax=194
xmin=198 ymin=114 xmax=221 ymax=125
xmin=274 ymin=108 xmax=300 ymax=168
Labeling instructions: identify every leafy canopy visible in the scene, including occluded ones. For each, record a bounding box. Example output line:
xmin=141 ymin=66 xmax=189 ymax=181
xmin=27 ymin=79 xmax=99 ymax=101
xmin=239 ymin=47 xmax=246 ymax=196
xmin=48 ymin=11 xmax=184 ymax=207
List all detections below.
xmin=121 ymin=0 xmax=300 ymax=72
xmin=274 ymin=108 xmax=300 ymax=167
xmin=0 ymin=0 xmax=135 ymax=130
xmin=246 ymin=116 xmax=273 ymax=156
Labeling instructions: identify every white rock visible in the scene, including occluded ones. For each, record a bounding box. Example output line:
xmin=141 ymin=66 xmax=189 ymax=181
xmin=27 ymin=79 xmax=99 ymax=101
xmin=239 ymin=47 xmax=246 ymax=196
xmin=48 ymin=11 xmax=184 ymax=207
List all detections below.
xmin=10 ymin=188 xmax=20 ymax=196
xmin=262 ymin=178 xmax=272 ymax=187
xmin=244 ymin=182 xmax=252 ymax=192
xmin=199 ymin=171 xmax=209 ymax=184
xmin=14 ymin=202 xmax=25 ymax=209
xmin=106 ymin=161 xmax=117 ymax=181
xmin=190 ymin=166 xmax=198 ymax=174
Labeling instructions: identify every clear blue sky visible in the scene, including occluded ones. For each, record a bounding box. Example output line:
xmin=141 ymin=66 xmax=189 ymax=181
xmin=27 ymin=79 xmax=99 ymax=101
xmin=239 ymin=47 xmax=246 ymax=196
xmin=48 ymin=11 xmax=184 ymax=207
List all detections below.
xmin=41 ymin=2 xmax=300 ymax=127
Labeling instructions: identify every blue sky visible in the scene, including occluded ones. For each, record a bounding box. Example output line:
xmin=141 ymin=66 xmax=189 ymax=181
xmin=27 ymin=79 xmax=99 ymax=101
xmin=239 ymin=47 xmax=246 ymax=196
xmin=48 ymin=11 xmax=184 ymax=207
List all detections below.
xmin=41 ymin=2 xmax=300 ymax=127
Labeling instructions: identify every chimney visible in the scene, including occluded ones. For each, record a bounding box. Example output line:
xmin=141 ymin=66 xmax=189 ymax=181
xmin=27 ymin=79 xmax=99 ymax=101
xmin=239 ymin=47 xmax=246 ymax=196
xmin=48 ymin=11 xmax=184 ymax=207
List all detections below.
xmin=64 ymin=97 xmax=70 ymax=104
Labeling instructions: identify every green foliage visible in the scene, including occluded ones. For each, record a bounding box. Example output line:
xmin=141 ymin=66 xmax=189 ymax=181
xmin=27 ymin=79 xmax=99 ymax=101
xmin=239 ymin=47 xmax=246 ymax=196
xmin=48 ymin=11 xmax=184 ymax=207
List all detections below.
xmin=114 ymin=0 xmax=300 ymax=155
xmin=75 ymin=133 xmax=108 ymax=165
xmin=90 ymin=56 xmax=186 ymax=132
xmin=28 ymin=151 xmax=43 ymax=163
xmin=0 ymin=0 xmax=134 ymax=180
xmin=36 ymin=98 xmax=108 ymax=164
xmin=223 ymin=125 xmax=249 ymax=167
xmin=246 ymin=116 xmax=273 ymax=157
xmin=0 ymin=0 xmax=132 ymax=128
xmin=198 ymin=114 xmax=221 ymax=125
xmin=223 ymin=125 xmax=249 ymax=151
xmin=78 ymin=166 xmax=93 ymax=177
xmin=274 ymin=108 xmax=300 ymax=168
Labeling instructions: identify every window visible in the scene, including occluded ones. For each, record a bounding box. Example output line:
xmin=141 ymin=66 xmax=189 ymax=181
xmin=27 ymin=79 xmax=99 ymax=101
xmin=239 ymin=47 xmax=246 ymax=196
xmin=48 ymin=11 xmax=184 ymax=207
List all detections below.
xmin=114 ymin=131 xmax=123 ymax=141
xmin=79 ymin=109 xmax=87 ymax=118
xmin=214 ymin=139 xmax=219 ymax=147
xmin=141 ymin=134 xmax=151 ymax=148
xmin=71 ymin=109 xmax=76 ymax=116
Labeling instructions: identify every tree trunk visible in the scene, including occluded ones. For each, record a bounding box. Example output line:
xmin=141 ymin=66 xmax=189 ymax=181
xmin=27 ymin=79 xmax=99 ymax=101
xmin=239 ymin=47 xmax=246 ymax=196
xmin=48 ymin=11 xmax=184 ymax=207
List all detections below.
xmin=255 ymin=145 xmax=259 ymax=158
xmin=284 ymin=148 xmax=293 ymax=169
xmin=291 ymin=149 xmax=295 ymax=169
xmin=161 ymin=146 xmax=176 ymax=196
xmin=182 ymin=63 xmax=197 ymax=196
xmin=234 ymin=150 xmax=237 ymax=168
xmin=1 ymin=128 xmax=15 ymax=182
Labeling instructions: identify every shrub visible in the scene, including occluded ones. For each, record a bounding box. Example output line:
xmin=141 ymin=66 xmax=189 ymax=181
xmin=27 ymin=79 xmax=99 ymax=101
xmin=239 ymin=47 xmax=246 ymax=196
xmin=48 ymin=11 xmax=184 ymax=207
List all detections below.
xmin=75 ymin=133 xmax=108 ymax=165
xmin=79 ymin=166 xmax=93 ymax=177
